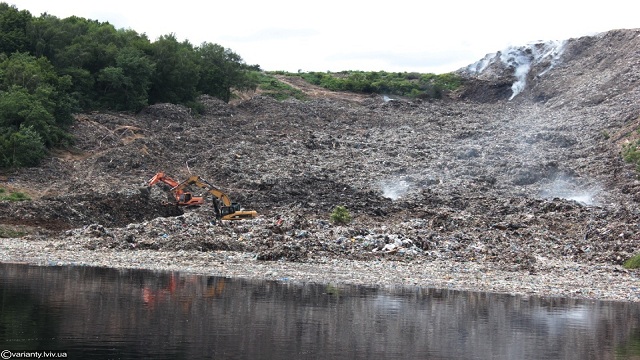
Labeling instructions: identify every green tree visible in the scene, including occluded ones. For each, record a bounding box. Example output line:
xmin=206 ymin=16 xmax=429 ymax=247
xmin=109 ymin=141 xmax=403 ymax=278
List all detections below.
xmin=1 ymin=3 xmax=271 ymax=117
xmin=148 ymin=34 xmax=199 ymax=104
xmin=0 ymin=52 xmax=74 ymax=149
xmin=0 ymin=51 xmax=57 ymax=91
xmin=0 ymin=124 xmax=46 ymax=167
xmin=28 ymin=15 xmax=89 ymax=66
xmin=0 ymin=3 xmax=31 ymax=54
xmin=196 ymin=42 xmax=259 ymax=103
xmin=96 ymin=46 xmax=155 ymax=111
xmin=26 ymin=14 xmax=148 ymax=110
xmin=0 ymin=85 xmax=60 ymax=146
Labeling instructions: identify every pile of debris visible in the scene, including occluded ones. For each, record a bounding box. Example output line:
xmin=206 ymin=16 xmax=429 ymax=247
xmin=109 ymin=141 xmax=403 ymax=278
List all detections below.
xmin=2 ymin=29 xmax=640 ymax=283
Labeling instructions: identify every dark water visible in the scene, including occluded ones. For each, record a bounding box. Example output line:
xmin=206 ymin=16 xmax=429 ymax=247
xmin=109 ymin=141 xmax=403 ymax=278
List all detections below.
xmin=1 ymin=263 xmax=640 ymax=359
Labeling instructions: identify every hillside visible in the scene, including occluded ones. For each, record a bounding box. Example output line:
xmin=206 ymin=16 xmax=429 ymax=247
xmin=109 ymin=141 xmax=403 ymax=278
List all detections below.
xmin=2 ymin=28 xmax=640 ymax=300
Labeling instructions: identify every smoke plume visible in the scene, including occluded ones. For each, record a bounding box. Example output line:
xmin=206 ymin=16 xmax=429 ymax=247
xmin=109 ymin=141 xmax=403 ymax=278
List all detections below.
xmin=466 ymin=40 xmax=567 ymax=99
xmin=380 ymin=179 xmax=410 ymax=200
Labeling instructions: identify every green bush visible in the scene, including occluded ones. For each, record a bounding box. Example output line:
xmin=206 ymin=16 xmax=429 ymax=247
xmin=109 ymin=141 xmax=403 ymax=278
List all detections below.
xmin=184 ymin=100 xmax=205 ymax=115
xmin=0 ymin=187 xmax=30 ymax=201
xmin=257 ymin=73 xmax=307 ymax=100
xmin=330 ymin=205 xmax=352 ymax=225
xmin=6 ymin=191 xmax=30 ymax=201
xmin=0 ymin=225 xmax=26 ymax=238
xmin=623 ymin=140 xmax=640 ymax=171
xmin=0 ymin=125 xmax=47 ymax=167
xmin=292 ymin=70 xmax=462 ymax=99
xmin=623 ymin=253 xmax=640 ymax=269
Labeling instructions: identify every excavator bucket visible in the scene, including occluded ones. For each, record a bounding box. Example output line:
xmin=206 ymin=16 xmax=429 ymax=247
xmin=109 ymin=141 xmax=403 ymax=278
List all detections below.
xmin=220 ymin=204 xmax=257 ymax=220
xmin=139 ymin=187 xmax=151 ymax=197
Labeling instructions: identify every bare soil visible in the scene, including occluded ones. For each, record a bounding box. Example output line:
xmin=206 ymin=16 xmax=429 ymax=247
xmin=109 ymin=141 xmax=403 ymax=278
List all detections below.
xmin=2 ymin=29 xmax=640 ymax=301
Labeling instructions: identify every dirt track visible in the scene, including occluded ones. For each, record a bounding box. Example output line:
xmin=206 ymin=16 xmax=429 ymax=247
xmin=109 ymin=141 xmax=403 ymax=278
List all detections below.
xmin=2 ymin=29 xmax=640 ymax=301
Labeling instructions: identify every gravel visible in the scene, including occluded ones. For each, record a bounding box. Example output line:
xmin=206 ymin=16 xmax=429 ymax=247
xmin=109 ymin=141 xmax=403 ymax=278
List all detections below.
xmin=2 ymin=235 xmax=639 ymax=302
xmin=2 ymin=208 xmax=640 ymax=302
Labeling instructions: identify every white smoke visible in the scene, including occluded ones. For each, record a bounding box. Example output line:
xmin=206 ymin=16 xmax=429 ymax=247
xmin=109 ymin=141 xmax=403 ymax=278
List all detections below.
xmin=380 ymin=179 xmax=410 ymax=200
xmin=501 ymin=49 xmax=532 ymax=100
xmin=501 ymin=40 xmax=566 ymax=99
xmin=467 ymin=40 xmax=567 ymax=99
xmin=466 ymin=53 xmax=494 ymax=74
xmin=539 ymin=177 xmax=600 ymax=206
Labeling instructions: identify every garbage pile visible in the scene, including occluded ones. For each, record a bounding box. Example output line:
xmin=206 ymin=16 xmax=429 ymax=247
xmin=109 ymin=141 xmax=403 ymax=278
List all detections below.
xmin=3 ymin=30 xmax=640 ymax=276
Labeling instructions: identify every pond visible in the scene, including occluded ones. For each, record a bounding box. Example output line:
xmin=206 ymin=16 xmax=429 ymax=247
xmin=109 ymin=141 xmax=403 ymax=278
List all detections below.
xmin=1 ymin=263 xmax=640 ymax=359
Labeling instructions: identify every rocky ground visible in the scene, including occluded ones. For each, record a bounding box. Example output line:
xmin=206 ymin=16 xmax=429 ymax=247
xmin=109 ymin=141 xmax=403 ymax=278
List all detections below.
xmin=2 ymin=29 xmax=640 ymax=302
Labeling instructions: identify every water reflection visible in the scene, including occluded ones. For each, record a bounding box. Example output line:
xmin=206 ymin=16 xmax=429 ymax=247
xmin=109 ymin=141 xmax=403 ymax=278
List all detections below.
xmin=1 ymin=263 xmax=640 ymax=359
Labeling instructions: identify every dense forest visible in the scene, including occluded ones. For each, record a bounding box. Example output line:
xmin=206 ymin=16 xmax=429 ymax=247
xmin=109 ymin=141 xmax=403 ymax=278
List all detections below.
xmin=0 ymin=3 xmax=260 ymax=167
xmin=0 ymin=3 xmax=460 ymax=168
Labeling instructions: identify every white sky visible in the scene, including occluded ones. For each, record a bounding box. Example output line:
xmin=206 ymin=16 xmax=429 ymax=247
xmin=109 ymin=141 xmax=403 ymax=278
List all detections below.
xmin=12 ymin=0 xmax=640 ymax=74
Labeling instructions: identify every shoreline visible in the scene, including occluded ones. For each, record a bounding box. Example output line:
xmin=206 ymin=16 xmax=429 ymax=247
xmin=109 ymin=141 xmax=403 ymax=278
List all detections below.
xmin=2 ymin=238 xmax=639 ymax=303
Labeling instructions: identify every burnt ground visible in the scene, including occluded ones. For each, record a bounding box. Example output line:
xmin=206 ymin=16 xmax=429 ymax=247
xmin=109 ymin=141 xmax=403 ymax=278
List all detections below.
xmin=2 ymin=29 xmax=640 ymax=274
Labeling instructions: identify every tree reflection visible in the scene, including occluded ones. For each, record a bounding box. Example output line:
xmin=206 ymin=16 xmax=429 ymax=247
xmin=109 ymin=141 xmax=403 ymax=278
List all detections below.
xmin=1 ymin=263 xmax=640 ymax=359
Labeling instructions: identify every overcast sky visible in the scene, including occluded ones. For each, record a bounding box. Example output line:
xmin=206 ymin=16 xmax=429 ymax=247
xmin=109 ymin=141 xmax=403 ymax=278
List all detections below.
xmin=12 ymin=0 xmax=640 ymax=74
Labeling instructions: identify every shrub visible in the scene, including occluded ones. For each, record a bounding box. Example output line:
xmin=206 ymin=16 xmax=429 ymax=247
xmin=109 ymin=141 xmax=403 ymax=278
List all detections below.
xmin=0 ymin=187 xmax=30 ymax=201
xmin=330 ymin=205 xmax=352 ymax=225
xmin=257 ymin=73 xmax=307 ymax=100
xmin=623 ymin=140 xmax=640 ymax=171
xmin=0 ymin=226 xmax=26 ymax=238
xmin=0 ymin=125 xmax=46 ymax=167
xmin=295 ymin=70 xmax=461 ymax=99
xmin=184 ymin=100 xmax=205 ymax=115
xmin=6 ymin=191 xmax=30 ymax=201
xmin=623 ymin=253 xmax=640 ymax=269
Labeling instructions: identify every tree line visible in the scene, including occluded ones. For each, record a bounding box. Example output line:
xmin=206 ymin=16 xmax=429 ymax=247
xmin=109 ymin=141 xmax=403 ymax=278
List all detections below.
xmin=0 ymin=3 xmax=259 ymax=168
xmin=0 ymin=3 xmax=463 ymax=169
xmin=295 ymin=71 xmax=461 ymax=99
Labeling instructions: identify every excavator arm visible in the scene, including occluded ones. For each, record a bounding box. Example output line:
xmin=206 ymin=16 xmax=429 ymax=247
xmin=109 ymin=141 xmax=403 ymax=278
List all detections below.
xmin=147 ymin=172 xmax=205 ymax=206
xmin=177 ymin=176 xmax=233 ymax=206
xmin=175 ymin=176 xmax=257 ymax=220
xmin=148 ymin=172 xmax=180 ymax=188
xmin=146 ymin=172 xmax=256 ymax=220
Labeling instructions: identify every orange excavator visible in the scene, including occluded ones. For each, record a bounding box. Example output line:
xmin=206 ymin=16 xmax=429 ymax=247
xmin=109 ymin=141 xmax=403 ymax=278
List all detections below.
xmin=146 ymin=172 xmax=257 ymax=221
